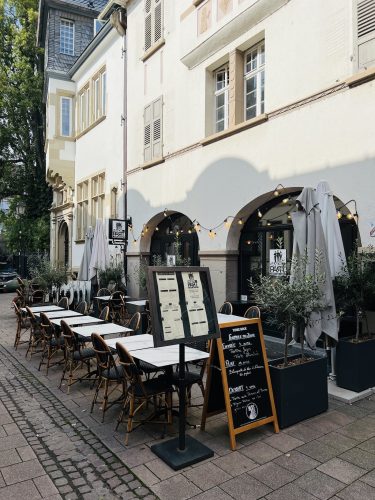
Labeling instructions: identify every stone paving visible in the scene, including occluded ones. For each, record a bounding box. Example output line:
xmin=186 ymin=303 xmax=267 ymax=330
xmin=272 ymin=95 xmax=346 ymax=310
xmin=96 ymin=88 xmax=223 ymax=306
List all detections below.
xmin=2 ymin=293 xmax=375 ymax=499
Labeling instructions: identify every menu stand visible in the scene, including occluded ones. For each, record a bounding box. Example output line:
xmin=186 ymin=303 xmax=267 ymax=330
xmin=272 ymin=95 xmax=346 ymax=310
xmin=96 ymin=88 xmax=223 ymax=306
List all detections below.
xmin=151 ymin=343 xmax=214 ymax=470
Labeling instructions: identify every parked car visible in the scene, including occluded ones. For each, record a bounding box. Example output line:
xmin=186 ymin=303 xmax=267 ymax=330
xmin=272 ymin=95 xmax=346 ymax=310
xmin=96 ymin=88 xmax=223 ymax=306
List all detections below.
xmin=0 ymin=262 xmax=20 ymax=293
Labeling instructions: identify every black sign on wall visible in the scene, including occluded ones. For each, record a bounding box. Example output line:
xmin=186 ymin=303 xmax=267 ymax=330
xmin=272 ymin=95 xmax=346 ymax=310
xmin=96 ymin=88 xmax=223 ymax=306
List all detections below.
xmin=108 ymin=218 xmax=131 ymax=245
xmin=202 ymin=319 xmax=279 ymax=449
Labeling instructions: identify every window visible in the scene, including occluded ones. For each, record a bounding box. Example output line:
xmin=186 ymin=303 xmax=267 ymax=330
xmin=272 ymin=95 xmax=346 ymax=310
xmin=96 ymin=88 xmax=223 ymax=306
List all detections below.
xmin=76 ymin=181 xmax=89 ymax=240
xmin=101 ymin=71 xmax=107 ymax=115
xmin=93 ymin=77 xmax=100 ymax=122
xmin=144 ymin=97 xmax=162 ymax=162
xmin=60 ymin=97 xmax=72 ymax=137
xmin=144 ymin=0 xmax=163 ymax=52
xmin=110 ymin=187 xmax=118 ymax=218
xmin=60 ymin=19 xmax=74 ymax=56
xmin=356 ymin=0 xmax=375 ymax=69
xmin=78 ymin=85 xmax=90 ymax=132
xmin=244 ymin=42 xmax=265 ymax=120
xmin=214 ymin=65 xmax=229 ymax=132
xmin=91 ymin=173 xmax=105 ymax=227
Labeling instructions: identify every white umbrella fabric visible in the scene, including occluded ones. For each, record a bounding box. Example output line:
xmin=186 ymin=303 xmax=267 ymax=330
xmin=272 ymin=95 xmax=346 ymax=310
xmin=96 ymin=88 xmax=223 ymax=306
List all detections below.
xmin=316 ymin=181 xmax=346 ymax=278
xmin=89 ymin=220 xmax=110 ymax=282
xmin=291 ymin=187 xmax=338 ymax=348
xmin=77 ymin=226 xmax=94 ymax=281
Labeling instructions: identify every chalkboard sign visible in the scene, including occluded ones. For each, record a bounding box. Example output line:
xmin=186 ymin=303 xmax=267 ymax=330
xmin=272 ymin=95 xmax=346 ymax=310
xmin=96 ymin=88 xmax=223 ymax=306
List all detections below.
xmin=202 ymin=319 xmax=279 ymax=449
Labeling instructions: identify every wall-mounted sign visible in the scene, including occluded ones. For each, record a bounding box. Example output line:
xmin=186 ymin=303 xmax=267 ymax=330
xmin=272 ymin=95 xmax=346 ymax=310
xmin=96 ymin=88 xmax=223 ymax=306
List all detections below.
xmin=108 ymin=218 xmax=131 ymax=245
xmin=269 ymin=249 xmax=287 ymax=276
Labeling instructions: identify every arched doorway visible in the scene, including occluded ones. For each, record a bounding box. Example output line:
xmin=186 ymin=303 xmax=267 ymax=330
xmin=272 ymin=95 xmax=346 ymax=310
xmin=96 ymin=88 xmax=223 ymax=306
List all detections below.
xmin=150 ymin=213 xmax=199 ymax=266
xmin=238 ymin=191 xmax=358 ymax=298
xmin=58 ymin=221 xmax=69 ymax=268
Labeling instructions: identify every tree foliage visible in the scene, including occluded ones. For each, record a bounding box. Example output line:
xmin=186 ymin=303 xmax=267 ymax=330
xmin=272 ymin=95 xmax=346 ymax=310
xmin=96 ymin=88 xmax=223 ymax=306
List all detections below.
xmin=0 ymin=0 xmax=51 ymax=254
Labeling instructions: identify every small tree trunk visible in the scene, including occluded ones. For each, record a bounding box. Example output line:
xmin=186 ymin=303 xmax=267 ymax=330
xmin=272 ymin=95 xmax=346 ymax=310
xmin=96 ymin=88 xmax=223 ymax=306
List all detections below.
xmin=283 ymin=326 xmax=289 ymax=367
xmin=355 ymin=306 xmax=360 ymax=342
xmin=300 ymin=322 xmax=305 ymax=361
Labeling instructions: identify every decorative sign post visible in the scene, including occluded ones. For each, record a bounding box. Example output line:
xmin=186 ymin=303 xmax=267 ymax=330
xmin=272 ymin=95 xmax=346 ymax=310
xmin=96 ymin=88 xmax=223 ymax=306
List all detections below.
xmin=147 ymin=266 xmax=220 ymax=470
xmin=201 ymin=318 xmax=279 ymax=450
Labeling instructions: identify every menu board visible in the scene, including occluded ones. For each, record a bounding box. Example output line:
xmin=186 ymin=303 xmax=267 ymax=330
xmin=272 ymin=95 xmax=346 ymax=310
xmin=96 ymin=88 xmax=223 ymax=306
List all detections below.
xmin=147 ymin=266 xmax=220 ymax=347
xmin=202 ymin=319 xmax=279 ymax=450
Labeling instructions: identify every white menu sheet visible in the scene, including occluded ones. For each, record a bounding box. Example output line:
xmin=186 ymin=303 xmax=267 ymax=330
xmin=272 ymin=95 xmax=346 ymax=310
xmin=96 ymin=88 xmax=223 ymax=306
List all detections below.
xmin=182 ymin=271 xmax=209 ymax=337
xmin=156 ymin=272 xmax=185 ymax=341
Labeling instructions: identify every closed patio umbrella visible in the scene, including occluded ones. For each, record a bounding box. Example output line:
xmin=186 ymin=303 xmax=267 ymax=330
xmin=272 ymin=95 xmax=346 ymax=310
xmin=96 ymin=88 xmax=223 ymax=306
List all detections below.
xmin=77 ymin=226 xmax=94 ymax=281
xmin=89 ymin=220 xmax=110 ymax=283
xmin=291 ymin=187 xmax=338 ymax=348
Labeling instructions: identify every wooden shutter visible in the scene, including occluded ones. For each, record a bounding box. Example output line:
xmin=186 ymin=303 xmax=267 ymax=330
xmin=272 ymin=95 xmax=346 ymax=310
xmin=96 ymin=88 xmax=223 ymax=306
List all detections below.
xmin=145 ymin=0 xmax=152 ymax=51
xmin=358 ymin=0 xmax=375 ymax=38
xmin=144 ymin=103 xmax=152 ymax=162
xmin=152 ymin=97 xmax=162 ymax=159
xmin=154 ymin=0 xmax=163 ymax=44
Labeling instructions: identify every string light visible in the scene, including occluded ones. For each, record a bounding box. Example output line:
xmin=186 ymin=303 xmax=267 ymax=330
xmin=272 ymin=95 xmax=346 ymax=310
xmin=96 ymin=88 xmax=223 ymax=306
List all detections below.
xmin=266 ymin=221 xmax=271 ymax=226
xmin=282 ymin=197 xmax=290 ymax=204
xmin=194 ymin=221 xmax=201 ymax=232
xmin=224 ymin=218 xmax=231 ymax=228
xmin=336 ymin=210 xmax=342 ymax=219
xmin=237 ymin=218 xmax=243 ymax=225
xmin=163 ymin=208 xmax=168 ymax=217
xmin=208 ymin=230 xmax=216 ymax=239
xmin=336 ymin=199 xmax=358 ymax=221
xmin=257 ymin=210 xmax=262 ymax=218
xmin=155 ymin=226 xmax=159 ymax=231
xmin=273 ymin=184 xmax=285 ymax=197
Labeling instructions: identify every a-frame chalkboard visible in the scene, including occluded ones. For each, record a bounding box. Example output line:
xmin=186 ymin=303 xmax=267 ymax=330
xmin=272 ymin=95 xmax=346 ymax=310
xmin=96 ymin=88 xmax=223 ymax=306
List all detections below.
xmin=201 ymin=318 xmax=279 ymax=450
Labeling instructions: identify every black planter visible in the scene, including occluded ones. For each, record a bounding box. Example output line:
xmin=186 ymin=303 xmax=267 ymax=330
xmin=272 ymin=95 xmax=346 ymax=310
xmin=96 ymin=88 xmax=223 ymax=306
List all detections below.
xmin=336 ymin=337 xmax=375 ymax=392
xmin=269 ymin=355 xmax=328 ymax=429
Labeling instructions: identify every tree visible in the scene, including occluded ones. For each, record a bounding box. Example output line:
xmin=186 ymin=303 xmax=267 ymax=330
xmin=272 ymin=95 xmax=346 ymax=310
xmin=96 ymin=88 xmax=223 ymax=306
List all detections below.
xmin=0 ymin=0 xmax=51 ymax=255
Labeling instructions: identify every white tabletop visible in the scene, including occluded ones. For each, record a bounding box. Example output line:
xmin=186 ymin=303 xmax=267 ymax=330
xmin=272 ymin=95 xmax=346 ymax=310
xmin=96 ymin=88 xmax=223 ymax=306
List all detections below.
xmin=106 ymin=334 xmax=154 ymax=352
xmin=72 ymin=322 xmax=132 ymax=338
xmin=50 ymin=316 xmax=105 ymax=327
xmin=126 ymin=300 xmax=147 ymax=307
xmin=130 ymin=345 xmax=209 ymax=368
xmin=94 ymin=295 xmax=130 ymax=301
xmin=22 ymin=305 xmax=63 ymax=313
xmin=35 ymin=310 xmax=83 ymax=319
xmin=217 ymin=313 xmax=250 ymax=326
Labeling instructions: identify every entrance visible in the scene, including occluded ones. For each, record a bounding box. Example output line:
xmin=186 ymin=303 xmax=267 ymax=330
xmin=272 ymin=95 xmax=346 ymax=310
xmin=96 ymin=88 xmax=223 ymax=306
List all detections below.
xmin=58 ymin=221 xmax=69 ymax=268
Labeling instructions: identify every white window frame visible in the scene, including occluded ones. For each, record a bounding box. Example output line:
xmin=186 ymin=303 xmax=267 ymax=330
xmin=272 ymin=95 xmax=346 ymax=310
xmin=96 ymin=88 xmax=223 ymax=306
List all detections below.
xmin=144 ymin=0 xmax=163 ymax=52
xmin=60 ymin=96 xmax=72 ymax=137
xmin=244 ymin=41 xmax=265 ymax=121
xmin=76 ymin=181 xmax=89 ymax=241
xmin=60 ymin=18 xmax=74 ymax=56
xmin=91 ymin=173 xmax=105 ymax=227
xmin=144 ymin=96 xmax=162 ymax=163
xmin=78 ymin=85 xmax=90 ymax=133
xmin=214 ymin=64 xmax=229 ymax=133
xmin=101 ymin=71 xmax=107 ymax=116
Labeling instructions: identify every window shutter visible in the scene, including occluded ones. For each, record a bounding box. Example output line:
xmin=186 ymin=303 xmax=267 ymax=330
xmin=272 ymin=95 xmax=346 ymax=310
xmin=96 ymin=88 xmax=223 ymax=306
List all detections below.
xmin=144 ymin=104 xmax=152 ymax=162
xmin=145 ymin=0 xmax=152 ymax=51
xmin=154 ymin=0 xmax=162 ymax=44
xmin=152 ymin=97 xmax=162 ymax=159
xmin=358 ymin=0 xmax=375 ymax=38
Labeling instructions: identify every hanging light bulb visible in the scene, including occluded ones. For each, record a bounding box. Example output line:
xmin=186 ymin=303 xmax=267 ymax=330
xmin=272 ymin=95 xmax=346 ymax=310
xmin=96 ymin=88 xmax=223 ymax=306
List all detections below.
xmin=266 ymin=221 xmax=271 ymax=226
xmin=155 ymin=226 xmax=159 ymax=231
xmin=257 ymin=209 xmax=262 ymax=218
xmin=246 ymin=240 xmax=252 ymax=245
xmin=176 ymin=230 xmax=180 ymax=237
xmin=224 ymin=218 xmax=231 ymax=228
xmin=163 ymin=208 xmax=168 ymax=217
xmin=145 ymin=226 xmax=149 ymax=232
xmin=188 ymin=228 xmax=192 ymax=234
xmin=282 ymin=197 xmax=290 ymax=204
xmin=287 ymin=212 xmax=292 ymax=220
xmin=337 ymin=210 xmax=342 ymax=219
xmin=273 ymin=184 xmax=285 ymax=197
xmin=194 ymin=221 xmax=201 ymax=232
xmin=141 ymin=231 xmax=144 ymax=237
xmin=208 ymin=230 xmax=216 ymax=239
xmin=346 ymin=213 xmax=353 ymax=220
xmin=133 ymin=239 xmax=137 ymax=246
xmin=237 ymin=218 xmax=243 ymax=225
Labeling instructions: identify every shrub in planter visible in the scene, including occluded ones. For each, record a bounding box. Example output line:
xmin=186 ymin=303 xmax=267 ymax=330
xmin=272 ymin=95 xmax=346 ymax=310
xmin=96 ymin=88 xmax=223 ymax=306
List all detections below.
xmin=334 ymin=246 xmax=375 ymax=392
xmin=250 ymin=252 xmax=328 ymax=428
xmin=98 ymin=262 xmax=125 ymax=291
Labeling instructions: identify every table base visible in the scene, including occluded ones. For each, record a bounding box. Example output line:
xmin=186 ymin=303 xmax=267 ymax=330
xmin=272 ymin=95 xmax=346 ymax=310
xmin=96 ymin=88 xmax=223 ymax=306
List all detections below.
xmin=151 ymin=435 xmax=214 ymax=470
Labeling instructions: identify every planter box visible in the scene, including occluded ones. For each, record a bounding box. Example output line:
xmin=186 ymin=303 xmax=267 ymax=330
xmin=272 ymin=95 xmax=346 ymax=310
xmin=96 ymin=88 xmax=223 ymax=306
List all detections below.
xmin=269 ymin=355 xmax=328 ymax=429
xmin=336 ymin=336 xmax=375 ymax=392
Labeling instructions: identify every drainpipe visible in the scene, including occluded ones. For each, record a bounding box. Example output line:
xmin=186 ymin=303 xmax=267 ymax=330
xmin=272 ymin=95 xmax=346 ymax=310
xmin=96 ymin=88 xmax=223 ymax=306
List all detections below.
xmin=111 ymin=8 xmax=128 ymax=283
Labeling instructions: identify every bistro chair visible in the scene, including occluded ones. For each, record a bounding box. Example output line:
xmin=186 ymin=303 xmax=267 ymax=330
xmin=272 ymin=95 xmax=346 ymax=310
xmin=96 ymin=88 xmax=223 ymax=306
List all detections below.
xmin=143 ymin=300 xmax=152 ymax=335
xmin=57 ymin=296 xmax=69 ymax=309
xmin=126 ymin=312 xmax=141 ymax=336
xmin=90 ymin=333 xmax=125 ymax=422
xmin=13 ymin=303 xmax=30 ymax=350
xmin=59 ymin=320 xmax=96 ymax=394
xmin=109 ymin=291 xmax=125 ymax=323
xmin=16 ymin=277 xmax=26 ymax=292
xmin=30 ymin=289 xmax=45 ymax=305
xmin=16 ymin=289 xmax=26 ymax=307
xmin=75 ymin=300 xmax=88 ymax=315
xmin=218 ymin=301 xmax=233 ymax=315
xmin=96 ymin=288 xmax=111 ymax=314
xmin=99 ymin=306 xmax=110 ymax=321
xmin=244 ymin=305 xmax=261 ymax=319
xmin=115 ymin=342 xmax=173 ymax=445
xmin=38 ymin=312 xmax=64 ymax=374
xmin=25 ymin=306 xmax=43 ymax=358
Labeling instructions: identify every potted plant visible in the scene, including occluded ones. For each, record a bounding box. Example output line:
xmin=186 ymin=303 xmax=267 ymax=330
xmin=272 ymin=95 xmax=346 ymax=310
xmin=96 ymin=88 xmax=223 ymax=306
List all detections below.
xmin=250 ymin=253 xmax=328 ymax=428
xmin=98 ymin=261 xmax=125 ymax=291
xmin=29 ymin=256 xmax=67 ymax=302
xmin=334 ymin=246 xmax=375 ymax=392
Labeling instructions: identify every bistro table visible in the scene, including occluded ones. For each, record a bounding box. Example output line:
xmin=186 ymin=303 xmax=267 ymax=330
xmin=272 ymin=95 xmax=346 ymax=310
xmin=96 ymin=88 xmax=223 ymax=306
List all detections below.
xmin=130 ymin=344 xmax=209 ymax=368
xmin=34 ymin=310 xmax=83 ymax=319
xmin=71 ymin=322 xmax=132 ymax=339
xmin=94 ymin=295 xmax=130 ymax=301
xmin=106 ymin=333 xmax=154 ymax=352
xmin=217 ymin=312 xmax=250 ymax=327
xmin=126 ymin=300 xmax=147 ymax=307
xmin=50 ymin=316 xmax=105 ymax=327
xmin=21 ymin=305 xmax=63 ymax=313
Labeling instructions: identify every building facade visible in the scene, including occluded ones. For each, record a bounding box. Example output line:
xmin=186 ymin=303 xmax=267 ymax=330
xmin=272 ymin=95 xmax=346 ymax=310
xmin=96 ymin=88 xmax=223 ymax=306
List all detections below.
xmin=40 ymin=0 xmax=375 ymax=305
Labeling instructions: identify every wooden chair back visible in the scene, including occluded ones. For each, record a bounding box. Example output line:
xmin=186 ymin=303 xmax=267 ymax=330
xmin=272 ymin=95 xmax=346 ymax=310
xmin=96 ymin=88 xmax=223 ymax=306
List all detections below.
xmin=244 ymin=305 xmax=261 ymax=319
xmin=218 ymin=301 xmax=233 ymax=315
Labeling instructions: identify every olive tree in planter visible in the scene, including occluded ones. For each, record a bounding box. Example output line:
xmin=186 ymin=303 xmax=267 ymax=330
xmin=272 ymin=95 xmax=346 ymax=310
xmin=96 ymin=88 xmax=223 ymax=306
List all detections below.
xmin=334 ymin=247 xmax=375 ymax=392
xmin=250 ymin=254 xmax=328 ymax=428
xmin=29 ymin=257 xmax=67 ymax=302
xmin=98 ymin=262 xmax=126 ymax=292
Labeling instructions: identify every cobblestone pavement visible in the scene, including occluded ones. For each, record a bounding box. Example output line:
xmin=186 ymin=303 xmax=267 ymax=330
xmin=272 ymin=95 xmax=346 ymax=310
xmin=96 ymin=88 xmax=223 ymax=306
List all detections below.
xmin=2 ymin=294 xmax=375 ymax=499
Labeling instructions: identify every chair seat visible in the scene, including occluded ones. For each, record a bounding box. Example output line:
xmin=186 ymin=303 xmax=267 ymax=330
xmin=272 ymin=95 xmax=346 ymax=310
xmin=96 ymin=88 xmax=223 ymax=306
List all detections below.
xmin=72 ymin=348 xmax=95 ymax=360
xmin=50 ymin=337 xmax=64 ymax=347
xmin=133 ymin=376 xmax=172 ymax=398
xmin=171 ymin=370 xmax=201 ymax=385
xmin=137 ymin=359 xmax=164 ymax=374
xmin=101 ymin=364 xmax=124 ymax=381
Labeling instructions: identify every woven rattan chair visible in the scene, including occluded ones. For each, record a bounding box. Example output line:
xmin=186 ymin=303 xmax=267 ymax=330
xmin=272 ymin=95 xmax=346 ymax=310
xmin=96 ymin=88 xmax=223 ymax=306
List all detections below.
xmin=30 ymin=289 xmax=45 ymax=305
xmin=96 ymin=288 xmax=111 ymax=314
xmin=115 ymin=342 xmax=172 ymax=445
xmin=38 ymin=312 xmax=65 ymax=374
xmin=218 ymin=301 xmax=233 ymax=315
xmin=244 ymin=305 xmax=261 ymax=319
xmin=109 ymin=291 xmax=125 ymax=323
xmin=90 ymin=333 xmax=125 ymax=422
xmin=75 ymin=301 xmax=88 ymax=315
xmin=16 ymin=289 xmax=26 ymax=307
xmin=25 ymin=306 xmax=43 ymax=358
xmin=99 ymin=305 xmax=110 ymax=321
xmin=59 ymin=320 xmax=96 ymax=393
xmin=126 ymin=312 xmax=141 ymax=336
xmin=13 ymin=303 xmax=30 ymax=350
xmin=57 ymin=297 xmax=69 ymax=309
